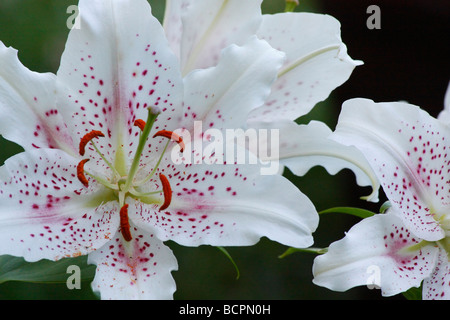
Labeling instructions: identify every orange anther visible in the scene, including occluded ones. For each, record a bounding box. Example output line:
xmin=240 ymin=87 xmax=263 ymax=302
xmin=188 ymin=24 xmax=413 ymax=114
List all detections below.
xmin=153 ymin=130 xmax=185 ymax=152
xmin=159 ymin=174 xmax=172 ymax=211
xmin=134 ymin=119 xmax=146 ymax=132
xmin=79 ymin=130 xmax=105 ymax=156
xmin=120 ymin=204 xmax=132 ymax=242
xmin=76 ymin=159 xmax=90 ymax=187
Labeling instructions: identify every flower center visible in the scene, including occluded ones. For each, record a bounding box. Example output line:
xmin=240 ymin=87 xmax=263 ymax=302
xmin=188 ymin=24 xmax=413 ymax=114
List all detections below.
xmin=76 ymin=107 xmax=184 ymax=242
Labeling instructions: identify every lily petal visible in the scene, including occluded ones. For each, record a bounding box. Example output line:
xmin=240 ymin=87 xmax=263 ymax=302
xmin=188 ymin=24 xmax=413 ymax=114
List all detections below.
xmin=56 ymin=0 xmax=183 ymax=160
xmin=332 ymin=98 xmax=449 ymax=241
xmin=249 ymin=12 xmax=362 ymax=122
xmin=88 ymin=226 xmax=178 ymax=300
xmin=165 ymin=0 xmax=263 ymax=75
xmin=423 ymin=247 xmax=450 ymax=300
xmin=162 ymin=0 xmax=188 ymax=62
xmin=0 ymin=149 xmax=118 ymax=262
xmin=248 ymin=120 xmax=380 ymax=202
xmin=0 ymin=42 xmax=75 ymax=154
xmin=182 ymin=36 xmax=285 ymax=132
xmin=313 ymin=212 xmax=439 ymax=297
xmin=131 ymin=142 xmax=318 ymax=249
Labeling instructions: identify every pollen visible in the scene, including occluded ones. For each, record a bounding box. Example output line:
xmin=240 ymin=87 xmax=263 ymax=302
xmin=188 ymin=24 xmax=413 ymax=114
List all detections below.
xmin=159 ymin=173 xmax=172 ymax=211
xmin=79 ymin=130 xmax=105 ymax=156
xmin=76 ymin=159 xmax=90 ymax=187
xmin=120 ymin=204 xmax=132 ymax=242
xmin=134 ymin=119 xmax=146 ymax=132
xmin=153 ymin=129 xmax=185 ymax=152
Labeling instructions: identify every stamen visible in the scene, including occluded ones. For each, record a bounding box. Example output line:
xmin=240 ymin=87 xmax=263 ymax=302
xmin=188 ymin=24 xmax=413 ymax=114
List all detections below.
xmin=77 ymin=159 xmax=90 ymax=187
xmin=159 ymin=173 xmax=172 ymax=211
xmin=79 ymin=130 xmax=105 ymax=156
xmin=134 ymin=139 xmax=170 ymax=187
xmin=153 ymin=130 xmax=185 ymax=152
xmin=120 ymin=204 xmax=132 ymax=242
xmin=134 ymin=119 xmax=146 ymax=132
xmin=128 ymin=187 xmax=162 ymax=197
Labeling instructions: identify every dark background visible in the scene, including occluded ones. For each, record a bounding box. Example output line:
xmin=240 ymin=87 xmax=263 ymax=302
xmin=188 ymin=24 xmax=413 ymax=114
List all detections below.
xmin=0 ymin=0 xmax=448 ymax=300
xmin=321 ymin=0 xmax=449 ymax=118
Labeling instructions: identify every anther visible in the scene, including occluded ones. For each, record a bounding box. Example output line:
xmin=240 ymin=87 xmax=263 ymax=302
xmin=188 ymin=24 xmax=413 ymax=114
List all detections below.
xmin=120 ymin=204 xmax=132 ymax=242
xmin=77 ymin=159 xmax=90 ymax=187
xmin=159 ymin=174 xmax=172 ymax=211
xmin=153 ymin=130 xmax=185 ymax=152
xmin=134 ymin=119 xmax=146 ymax=132
xmin=79 ymin=130 xmax=105 ymax=156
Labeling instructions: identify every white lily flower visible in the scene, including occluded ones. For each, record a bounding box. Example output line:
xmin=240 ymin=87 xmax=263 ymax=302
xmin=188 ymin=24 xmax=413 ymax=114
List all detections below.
xmin=0 ymin=0 xmax=319 ymax=299
xmin=313 ymin=97 xmax=450 ymax=299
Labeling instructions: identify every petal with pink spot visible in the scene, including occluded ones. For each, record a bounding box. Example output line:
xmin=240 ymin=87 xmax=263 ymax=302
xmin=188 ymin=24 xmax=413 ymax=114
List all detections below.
xmin=423 ymin=247 xmax=450 ymax=300
xmin=88 ymin=226 xmax=177 ymax=300
xmin=56 ymin=0 xmax=183 ymax=162
xmin=0 ymin=43 xmax=75 ymax=154
xmin=130 ymin=141 xmax=318 ymax=249
xmin=249 ymin=13 xmax=362 ymax=122
xmin=313 ymin=212 xmax=439 ymax=297
xmin=182 ymin=36 xmax=284 ymax=132
xmin=0 ymin=149 xmax=119 ymax=261
xmin=332 ymin=99 xmax=450 ymax=241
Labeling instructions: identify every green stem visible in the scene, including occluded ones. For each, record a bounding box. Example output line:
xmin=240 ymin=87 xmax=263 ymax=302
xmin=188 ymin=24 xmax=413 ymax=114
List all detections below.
xmin=319 ymin=207 xmax=376 ymax=219
xmin=284 ymin=0 xmax=299 ymax=12
xmin=128 ymin=187 xmax=162 ymax=197
xmin=123 ymin=108 xmax=159 ymax=192
xmin=84 ymin=171 xmax=119 ymax=190
xmin=279 ymin=247 xmax=327 ymax=258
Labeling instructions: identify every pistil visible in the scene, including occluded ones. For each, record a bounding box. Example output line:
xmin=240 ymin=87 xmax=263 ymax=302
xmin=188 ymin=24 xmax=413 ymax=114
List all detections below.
xmin=122 ymin=107 xmax=160 ymax=193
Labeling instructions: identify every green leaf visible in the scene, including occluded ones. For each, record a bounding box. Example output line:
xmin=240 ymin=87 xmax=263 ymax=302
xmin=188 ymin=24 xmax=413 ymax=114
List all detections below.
xmin=402 ymin=286 xmax=422 ymax=300
xmin=319 ymin=207 xmax=376 ymax=219
xmin=279 ymin=247 xmax=327 ymax=258
xmin=216 ymin=247 xmax=240 ymax=280
xmin=0 ymin=254 xmax=95 ymax=284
